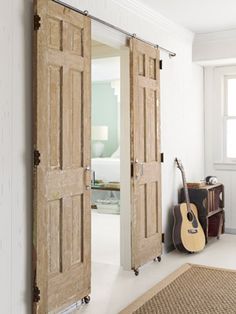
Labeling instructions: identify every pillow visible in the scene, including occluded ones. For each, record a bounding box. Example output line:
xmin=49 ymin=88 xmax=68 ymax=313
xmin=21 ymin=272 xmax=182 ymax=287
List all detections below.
xmin=111 ymin=146 xmax=120 ymax=158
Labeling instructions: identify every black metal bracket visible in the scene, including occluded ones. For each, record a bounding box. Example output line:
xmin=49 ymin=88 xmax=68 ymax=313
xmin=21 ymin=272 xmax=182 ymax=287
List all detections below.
xmin=162 ymin=233 xmax=165 ymax=243
xmin=131 ymin=162 xmax=134 ymax=178
xmin=159 ymin=60 xmax=163 ymax=70
xmin=34 ymin=14 xmax=41 ymax=31
xmin=33 ymin=286 xmax=41 ymax=303
xmin=34 ymin=150 xmax=41 ymax=167
xmin=161 ymin=153 xmax=164 ymax=163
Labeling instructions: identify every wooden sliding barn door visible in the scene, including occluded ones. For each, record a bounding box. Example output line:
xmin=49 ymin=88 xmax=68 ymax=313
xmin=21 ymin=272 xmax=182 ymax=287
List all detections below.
xmin=33 ymin=0 xmax=91 ymax=313
xmin=130 ymin=38 xmax=162 ymax=271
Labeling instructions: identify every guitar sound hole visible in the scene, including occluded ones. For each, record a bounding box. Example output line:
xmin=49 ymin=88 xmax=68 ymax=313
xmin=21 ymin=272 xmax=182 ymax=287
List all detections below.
xmin=187 ymin=212 xmax=193 ymax=222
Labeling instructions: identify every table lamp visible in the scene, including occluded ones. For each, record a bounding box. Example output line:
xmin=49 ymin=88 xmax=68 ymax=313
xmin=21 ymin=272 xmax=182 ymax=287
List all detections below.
xmin=92 ymin=126 xmax=108 ymax=157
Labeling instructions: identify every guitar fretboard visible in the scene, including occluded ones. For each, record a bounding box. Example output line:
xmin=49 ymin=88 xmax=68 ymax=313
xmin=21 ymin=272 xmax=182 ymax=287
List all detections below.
xmin=176 ymin=158 xmax=191 ymax=213
xmin=180 ymin=171 xmax=191 ymax=213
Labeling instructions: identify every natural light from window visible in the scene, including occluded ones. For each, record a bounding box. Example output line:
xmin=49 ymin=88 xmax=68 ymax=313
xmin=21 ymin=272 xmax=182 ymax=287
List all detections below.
xmin=226 ymin=78 xmax=236 ymax=159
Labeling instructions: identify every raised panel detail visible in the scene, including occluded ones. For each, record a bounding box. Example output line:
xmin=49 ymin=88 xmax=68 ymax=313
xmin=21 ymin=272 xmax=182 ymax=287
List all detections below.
xmin=146 ymin=182 xmax=158 ymax=237
xmin=62 ymin=69 xmax=84 ymax=169
xmin=138 ymin=87 xmax=146 ymax=162
xmin=146 ymin=89 xmax=157 ymax=162
xmin=149 ymin=57 xmax=156 ymax=80
xmin=60 ymin=195 xmax=84 ymax=271
xmin=72 ymin=195 xmax=83 ymax=264
xmin=139 ymin=184 xmax=146 ymax=240
xmin=138 ymin=53 xmax=145 ymax=76
xmin=71 ymin=70 xmax=83 ymax=168
xmin=48 ymin=199 xmax=62 ymax=275
xmin=48 ymin=65 xmax=62 ymax=169
xmin=48 ymin=17 xmax=62 ymax=50
xmin=61 ymin=197 xmax=72 ymax=271
xmin=67 ymin=24 xmax=83 ymax=56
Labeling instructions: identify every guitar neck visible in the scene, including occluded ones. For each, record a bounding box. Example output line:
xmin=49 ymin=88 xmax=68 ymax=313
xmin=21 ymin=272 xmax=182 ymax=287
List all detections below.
xmin=180 ymin=169 xmax=191 ymax=212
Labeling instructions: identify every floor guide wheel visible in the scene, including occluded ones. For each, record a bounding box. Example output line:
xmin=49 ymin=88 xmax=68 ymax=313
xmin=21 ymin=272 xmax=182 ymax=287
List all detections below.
xmin=82 ymin=295 xmax=91 ymax=304
xmin=134 ymin=268 xmax=139 ymax=276
xmin=153 ymin=256 xmax=161 ymax=262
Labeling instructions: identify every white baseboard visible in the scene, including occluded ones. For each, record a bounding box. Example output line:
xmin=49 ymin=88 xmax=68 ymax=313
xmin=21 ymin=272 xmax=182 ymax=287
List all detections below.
xmin=225 ymin=228 xmax=236 ymax=235
xmin=58 ymin=301 xmax=82 ymax=314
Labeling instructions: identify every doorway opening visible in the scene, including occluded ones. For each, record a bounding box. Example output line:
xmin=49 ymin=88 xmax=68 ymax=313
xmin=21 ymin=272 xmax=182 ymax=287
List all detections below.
xmin=90 ymin=36 xmax=131 ymax=271
xmin=91 ymin=40 xmax=121 ymax=266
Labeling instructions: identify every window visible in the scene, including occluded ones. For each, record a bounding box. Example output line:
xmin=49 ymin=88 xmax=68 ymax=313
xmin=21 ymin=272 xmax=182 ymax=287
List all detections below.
xmin=224 ymin=76 xmax=236 ymax=160
xmin=205 ymin=66 xmax=236 ymax=170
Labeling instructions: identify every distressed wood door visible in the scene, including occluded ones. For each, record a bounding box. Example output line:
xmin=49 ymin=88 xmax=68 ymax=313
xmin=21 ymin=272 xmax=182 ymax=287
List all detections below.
xmin=130 ymin=38 xmax=162 ymax=271
xmin=33 ymin=0 xmax=91 ymax=313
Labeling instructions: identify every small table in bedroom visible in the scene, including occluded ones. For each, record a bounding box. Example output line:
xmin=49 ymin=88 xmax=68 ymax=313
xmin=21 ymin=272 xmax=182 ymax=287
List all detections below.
xmin=91 ymin=182 xmax=120 ymax=213
xmin=91 ymin=182 xmax=120 ymax=192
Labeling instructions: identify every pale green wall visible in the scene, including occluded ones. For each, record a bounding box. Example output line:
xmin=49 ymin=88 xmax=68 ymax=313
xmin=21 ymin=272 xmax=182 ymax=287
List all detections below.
xmin=92 ymin=81 xmax=119 ymax=157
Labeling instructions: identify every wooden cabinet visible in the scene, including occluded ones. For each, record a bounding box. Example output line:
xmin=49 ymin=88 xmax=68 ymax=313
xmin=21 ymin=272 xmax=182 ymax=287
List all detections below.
xmin=180 ymin=184 xmax=225 ymax=243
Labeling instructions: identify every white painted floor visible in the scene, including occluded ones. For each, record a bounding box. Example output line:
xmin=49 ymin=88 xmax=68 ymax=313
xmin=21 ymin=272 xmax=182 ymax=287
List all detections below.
xmin=76 ymin=216 xmax=236 ymax=314
xmin=92 ymin=211 xmax=120 ymax=266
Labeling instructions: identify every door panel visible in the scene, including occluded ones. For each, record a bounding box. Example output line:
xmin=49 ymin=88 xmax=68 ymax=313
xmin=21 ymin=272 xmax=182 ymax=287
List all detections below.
xmin=33 ymin=1 xmax=91 ymax=313
xmin=130 ymin=38 xmax=162 ymax=270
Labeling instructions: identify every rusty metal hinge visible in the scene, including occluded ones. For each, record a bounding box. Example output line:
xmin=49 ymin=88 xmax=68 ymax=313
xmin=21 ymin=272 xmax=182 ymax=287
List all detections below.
xmin=33 ymin=286 xmax=41 ymax=303
xmin=159 ymin=60 xmax=163 ymax=70
xmin=34 ymin=150 xmax=41 ymax=166
xmin=34 ymin=14 xmax=41 ymax=31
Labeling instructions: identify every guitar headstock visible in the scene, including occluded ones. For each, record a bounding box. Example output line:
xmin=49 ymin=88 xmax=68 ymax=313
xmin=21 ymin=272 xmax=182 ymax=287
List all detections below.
xmin=175 ymin=158 xmax=184 ymax=174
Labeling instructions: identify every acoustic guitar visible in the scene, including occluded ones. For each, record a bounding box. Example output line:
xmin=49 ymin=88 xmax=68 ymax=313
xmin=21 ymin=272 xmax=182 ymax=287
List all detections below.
xmin=173 ymin=158 xmax=205 ymax=253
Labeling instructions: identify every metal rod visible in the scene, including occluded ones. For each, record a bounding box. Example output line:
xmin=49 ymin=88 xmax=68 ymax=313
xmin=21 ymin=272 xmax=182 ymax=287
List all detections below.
xmin=52 ymin=0 xmax=176 ymax=57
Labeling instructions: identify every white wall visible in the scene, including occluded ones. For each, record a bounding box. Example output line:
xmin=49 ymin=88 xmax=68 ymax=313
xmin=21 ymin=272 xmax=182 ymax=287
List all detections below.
xmin=0 ymin=0 xmax=204 ymax=313
xmin=0 ymin=0 xmax=32 ymax=313
xmin=161 ymin=52 xmax=204 ymax=248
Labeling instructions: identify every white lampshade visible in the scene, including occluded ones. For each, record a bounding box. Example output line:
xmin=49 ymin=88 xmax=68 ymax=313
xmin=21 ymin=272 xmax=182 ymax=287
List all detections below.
xmin=92 ymin=126 xmax=108 ymax=141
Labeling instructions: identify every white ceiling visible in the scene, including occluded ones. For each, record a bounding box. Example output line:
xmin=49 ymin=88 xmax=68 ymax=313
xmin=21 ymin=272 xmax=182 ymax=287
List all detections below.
xmin=137 ymin=0 xmax=236 ymax=33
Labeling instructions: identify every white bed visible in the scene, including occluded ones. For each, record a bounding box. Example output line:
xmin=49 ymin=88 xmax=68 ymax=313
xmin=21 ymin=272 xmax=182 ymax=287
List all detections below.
xmin=91 ymin=157 xmax=120 ymax=182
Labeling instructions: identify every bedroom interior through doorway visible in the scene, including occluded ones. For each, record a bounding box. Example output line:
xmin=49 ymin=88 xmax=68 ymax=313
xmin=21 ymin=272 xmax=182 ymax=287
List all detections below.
xmin=90 ymin=25 xmax=131 ymax=271
xmin=91 ymin=39 xmax=122 ymax=267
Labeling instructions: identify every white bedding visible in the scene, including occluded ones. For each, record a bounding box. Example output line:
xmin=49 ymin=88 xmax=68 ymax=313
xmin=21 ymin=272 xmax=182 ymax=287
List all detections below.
xmin=91 ymin=158 xmax=120 ymax=182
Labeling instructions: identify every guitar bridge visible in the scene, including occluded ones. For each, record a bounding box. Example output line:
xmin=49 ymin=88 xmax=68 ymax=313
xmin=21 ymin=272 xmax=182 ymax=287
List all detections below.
xmin=188 ymin=229 xmax=198 ymax=234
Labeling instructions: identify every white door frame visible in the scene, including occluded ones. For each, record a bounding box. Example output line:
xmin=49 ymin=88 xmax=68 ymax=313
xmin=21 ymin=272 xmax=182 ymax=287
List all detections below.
xmin=120 ymin=47 xmax=131 ymax=270
xmin=92 ymin=21 xmax=131 ymax=270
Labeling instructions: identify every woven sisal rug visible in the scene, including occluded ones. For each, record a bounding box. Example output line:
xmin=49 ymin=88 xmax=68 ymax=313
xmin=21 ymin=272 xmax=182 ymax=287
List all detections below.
xmin=120 ymin=264 xmax=236 ymax=314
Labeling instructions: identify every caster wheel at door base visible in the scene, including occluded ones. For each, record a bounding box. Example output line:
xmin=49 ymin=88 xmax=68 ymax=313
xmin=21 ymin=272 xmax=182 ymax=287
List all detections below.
xmin=134 ymin=269 xmax=139 ymax=276
xmin=154 ymin=256 xmax=161 ymax=262
xmin=82 ymin=295 xmax=91 ymax=304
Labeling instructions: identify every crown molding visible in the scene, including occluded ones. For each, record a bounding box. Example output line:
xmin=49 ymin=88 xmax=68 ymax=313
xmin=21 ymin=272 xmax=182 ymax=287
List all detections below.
xmin=193 ymin=28 xmax=236 ymax=65
xmin=112 ymin=0 xmax=194 ymax=42
xmin=195 ymin=28 xmax=236 ymax=44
